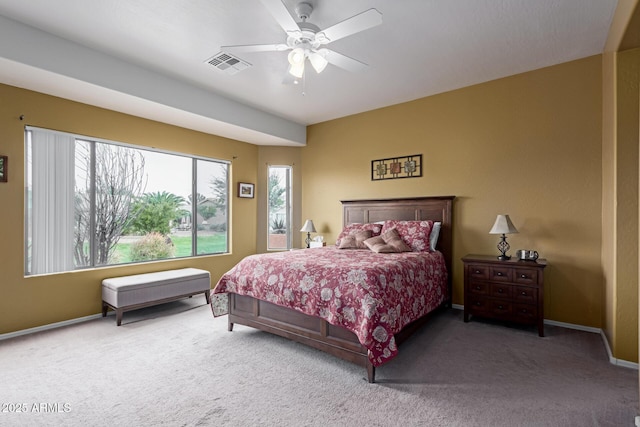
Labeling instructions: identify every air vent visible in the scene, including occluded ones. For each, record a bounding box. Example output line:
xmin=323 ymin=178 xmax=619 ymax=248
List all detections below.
xmin=205 ymin=52 xmax=251 ymax=75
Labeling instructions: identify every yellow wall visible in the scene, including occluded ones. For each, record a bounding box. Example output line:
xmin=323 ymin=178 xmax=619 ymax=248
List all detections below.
xmin=601 ymin=47 xmax=640 ymax=364
xmin=602 ymin=50 xmax=617 ymax=358
xmin=602 ymin=0 xmax=640 ymax=367
xmin=0 ymin=83 xmax=258 ymax=334
xmin=616 ymin=48 xmax=640 ymax=362
xmin=303 ymin=56 xmax=604 ymax=329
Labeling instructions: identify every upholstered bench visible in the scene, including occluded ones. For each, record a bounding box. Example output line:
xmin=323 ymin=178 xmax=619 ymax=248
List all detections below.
xmin=101 ymin=268 xmax=211 ymax=326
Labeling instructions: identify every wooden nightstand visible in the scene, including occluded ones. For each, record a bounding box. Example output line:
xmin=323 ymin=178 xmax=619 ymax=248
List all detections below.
xmin=462 ymin=254 xmax=547 ymax=336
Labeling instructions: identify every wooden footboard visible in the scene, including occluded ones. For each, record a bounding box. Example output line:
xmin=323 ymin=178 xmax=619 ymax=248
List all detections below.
xmin=228 ymin=293 xmax=445 ymax=382
xmin=228 ymin=293 xmax=376 ymax=382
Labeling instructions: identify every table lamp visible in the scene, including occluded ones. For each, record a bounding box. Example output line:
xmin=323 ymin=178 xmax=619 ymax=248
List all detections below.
xmin=489 ymin=214 xmax=518 ymax=260
xmin=300 ymin=219 xmax=316 ymax=248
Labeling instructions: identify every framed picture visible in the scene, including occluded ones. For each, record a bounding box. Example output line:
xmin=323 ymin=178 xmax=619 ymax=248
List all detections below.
xmin=371 ymin=154 xmax=422 ymax=181
xmin=238 ymin=182 xmax=254 ymax=198
xmin=0 ymin=156 xmax=7 ymax=183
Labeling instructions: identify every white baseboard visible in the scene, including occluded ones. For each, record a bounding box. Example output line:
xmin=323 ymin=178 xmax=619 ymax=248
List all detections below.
xmin=599 ymin=329 xmax=639 ymax=370
xmin=545 ymin=319 xmax=638 ymax=369
xmin=543 ymin=318 xmax=601 ymax=334
xmin=455 ymin=305 xmax=639 ymax=370
xmin=0 ymin=312 xmax=111 ymax=341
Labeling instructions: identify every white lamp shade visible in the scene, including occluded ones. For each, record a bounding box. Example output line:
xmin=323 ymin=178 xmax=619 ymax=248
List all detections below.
xmin=288 ymin=48 xmax=305 ymax=65
xmin=288 ymin=62 xmax=305 ymax=78
xmin=489 ymin=214 xmax=518 ymax=234
xmin=300 ymin=219 xmax=316 ymax=233
xmin=308 ymin=51 xmax=328 ymax=73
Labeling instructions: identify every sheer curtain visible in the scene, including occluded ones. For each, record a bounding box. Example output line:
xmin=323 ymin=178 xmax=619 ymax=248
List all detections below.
xmin=29 ymin=128 xmax=76 ymax=274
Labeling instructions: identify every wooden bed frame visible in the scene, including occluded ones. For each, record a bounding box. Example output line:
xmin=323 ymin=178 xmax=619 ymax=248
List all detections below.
xmin=227 ymin=196 xmax=455 ymax=382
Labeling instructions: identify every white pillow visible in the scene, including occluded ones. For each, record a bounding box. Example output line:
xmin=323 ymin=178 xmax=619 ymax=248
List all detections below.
xmin=430 ymin=222 xmax=441 ymax=251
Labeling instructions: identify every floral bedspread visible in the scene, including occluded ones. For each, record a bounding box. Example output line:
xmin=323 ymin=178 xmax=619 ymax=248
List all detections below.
xmin=212 ymin=247 xmax=448 ymax=367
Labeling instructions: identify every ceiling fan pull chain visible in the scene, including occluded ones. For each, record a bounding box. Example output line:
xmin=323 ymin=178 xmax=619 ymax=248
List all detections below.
xmin=302 ymin=71 xmax=306 ymax=96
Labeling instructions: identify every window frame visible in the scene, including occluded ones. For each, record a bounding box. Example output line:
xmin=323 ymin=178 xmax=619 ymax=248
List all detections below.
xmin=24 ymin=126 xmax=230 ymax=276
xmin=267 ymin=165 xmax=293 ymax=251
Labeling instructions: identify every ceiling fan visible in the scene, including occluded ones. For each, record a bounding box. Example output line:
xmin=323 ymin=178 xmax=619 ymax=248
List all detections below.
xmin=221 ymin=0 xmax=382 ymax=81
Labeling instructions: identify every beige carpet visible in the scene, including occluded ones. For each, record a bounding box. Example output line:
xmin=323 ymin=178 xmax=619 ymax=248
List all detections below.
xmin=0 ymin=298 xmax=637 ymax=427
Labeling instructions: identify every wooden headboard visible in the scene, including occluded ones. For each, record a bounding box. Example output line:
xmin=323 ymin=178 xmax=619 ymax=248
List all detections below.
xmin=341 ymin=196 xmax=455 ymax=302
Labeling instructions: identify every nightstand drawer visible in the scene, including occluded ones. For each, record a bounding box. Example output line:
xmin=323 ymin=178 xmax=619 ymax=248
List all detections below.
xmin=489 ymin=300 xmax=512 ymax=316
xmin=467 ymin=264 xmax=489 ymax=280
xmin=490 ymin=283 xmax=512 ymax=299
xmin=514 ymin=268 xmax=538 ymax=285
xmin=468 ymin=296 xmax=491 ymax=314
xmin=513 ymin=303 xmax=537 ymax=321
xmin=490 ymin=266 xmax=512 ymax=282
xmin=468 ymin=280 xmax=490 ymax=295
xmin=513 ymin=285 xmax=537 ymax=303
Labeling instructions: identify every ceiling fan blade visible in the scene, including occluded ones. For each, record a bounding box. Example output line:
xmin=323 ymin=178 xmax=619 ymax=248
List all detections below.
xmin=221 ymin=43 xmax=289 ymax=53
xmin=259 ymin=0 xmax=301 ymax=37
xmin=316 ymin=9 xmax=382 ymax=44
xmin=324 ymin=49 xmax=368 ymax=73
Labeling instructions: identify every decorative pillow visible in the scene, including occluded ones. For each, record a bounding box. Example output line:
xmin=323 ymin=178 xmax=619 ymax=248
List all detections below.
xmin=381 ymin=220 xmax=434 ymax=252
xmin=430 ymin=222 xmax=442 ymax=251
xmin=335 ymin=223 xmax=383 ymax=247
xmin=338 ymin=230 xmax=373 ymax=249
xmin=364 ymin=228 xmax=412 ymax=253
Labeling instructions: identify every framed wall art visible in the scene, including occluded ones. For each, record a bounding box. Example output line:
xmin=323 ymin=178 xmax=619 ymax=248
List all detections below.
xmin=371 ymin=154 xmax=422 ymax=181
xmin=0 ymin=156 xmax=7 ymax=183
xmin=238 ymin=182 xmax=255 ymax=198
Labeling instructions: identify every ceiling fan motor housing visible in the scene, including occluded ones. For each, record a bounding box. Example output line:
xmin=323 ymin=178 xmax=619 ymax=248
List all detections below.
xmin=295 ymin=2 xmax=313 ymax=21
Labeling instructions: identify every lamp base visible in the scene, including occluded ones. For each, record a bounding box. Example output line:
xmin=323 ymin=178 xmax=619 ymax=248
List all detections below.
xmin=496 ymin=233 xmax=511 ymax=261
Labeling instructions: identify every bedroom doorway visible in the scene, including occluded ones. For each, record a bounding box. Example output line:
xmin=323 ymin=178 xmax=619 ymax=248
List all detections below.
xmin=267 ymin=165 xmax=292 ymax=250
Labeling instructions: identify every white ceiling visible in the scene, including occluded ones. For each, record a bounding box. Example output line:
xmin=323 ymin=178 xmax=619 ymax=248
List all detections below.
xmin=0 ymin=0 xmax=618 ymax=146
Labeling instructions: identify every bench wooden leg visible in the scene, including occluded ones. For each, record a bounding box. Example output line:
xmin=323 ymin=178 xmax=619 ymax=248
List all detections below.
xmin=116 ymin=309 xmax=123 ymax=326
xmin=205 ymin=290 xmax=211 ymax=304
xmin=102 ymin=302 xmax=108 ymax=318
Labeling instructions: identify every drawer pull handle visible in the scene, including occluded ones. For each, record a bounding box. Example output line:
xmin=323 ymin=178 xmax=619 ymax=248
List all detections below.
xmin=475 ymin=286 xmax=481 ymax=290
xmin=475 ymin=302 xmax=481 ymax=306
xmin=521 ymin=291 xmax=527 ymax=296
xmin=521 ymin=274 xmax=528 ymax=279
xmin=497 ymin=288 xmax=504 ymax=293
xmin=498 ymin=305 xmax=504 ymax=309
xmin=496 ymin=272 xmax=503 ymax=276
xmin=474 ymin=270 xmax=481 ymax=274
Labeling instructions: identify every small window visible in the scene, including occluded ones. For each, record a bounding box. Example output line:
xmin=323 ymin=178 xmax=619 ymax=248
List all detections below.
xmin=267 ymin=166 xmax=292 ymax=250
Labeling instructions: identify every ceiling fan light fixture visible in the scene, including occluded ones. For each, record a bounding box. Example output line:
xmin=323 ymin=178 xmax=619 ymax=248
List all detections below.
xmin=288 ymin=62 xmax=305 ymax=78
xmin=288 ymin=47 xmax=305 ymax=66
xmin=308 ymin=51 xmax=328 ymax=73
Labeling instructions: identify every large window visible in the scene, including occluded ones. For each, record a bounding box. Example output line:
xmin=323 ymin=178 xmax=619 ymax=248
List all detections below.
xmin=267 ymin=166 xmax=292 ymax=250
xmin=25 ymin=127 xmax=229 ymax=275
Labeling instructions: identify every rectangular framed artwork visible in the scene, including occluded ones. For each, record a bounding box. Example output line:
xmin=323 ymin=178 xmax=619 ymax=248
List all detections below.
xmin=238 ymin=182 xmax=255 ymax=198
xmin=0 ymin=156 xmax=7 ymax=183
xmin=371 ymin=154 xmax=422 ymax=180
